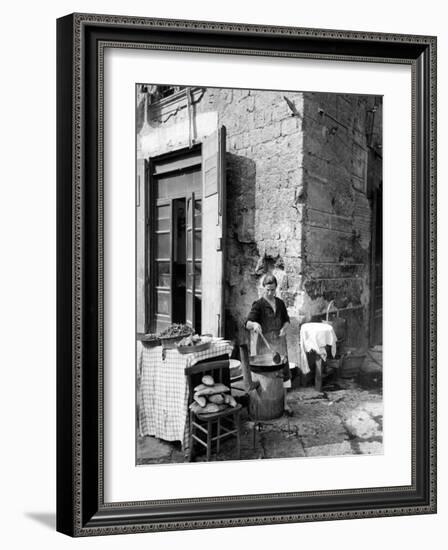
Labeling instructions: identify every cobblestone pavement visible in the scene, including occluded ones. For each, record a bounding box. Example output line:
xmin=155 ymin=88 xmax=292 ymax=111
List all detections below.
xmin=137 ymin=378 xmax=383 ymax=464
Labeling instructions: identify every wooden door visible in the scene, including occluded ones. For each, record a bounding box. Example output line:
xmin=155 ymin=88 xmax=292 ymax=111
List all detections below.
xmin=201 ymin=126 xmax=226 ymax=337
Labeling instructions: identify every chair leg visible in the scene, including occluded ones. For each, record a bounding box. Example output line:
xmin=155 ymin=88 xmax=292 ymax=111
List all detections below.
xmin=235 ymin=412 xmax=241 ymax=460
xmin=188 ymin=411 xmax=194 ymax=462
xmin=216 ymin=418 xmax=221 ymax=455
xmin=206 ymin=420 xmax=212 ymax=461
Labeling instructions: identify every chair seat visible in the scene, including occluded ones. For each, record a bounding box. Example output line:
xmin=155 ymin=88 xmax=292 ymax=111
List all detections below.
xmin=194 ymin=403 xmax=242 ymax=421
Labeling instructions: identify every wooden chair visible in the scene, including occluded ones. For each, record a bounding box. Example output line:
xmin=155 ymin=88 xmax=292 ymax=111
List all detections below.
xmin=185 ymin=359 xmax=242 ymax=461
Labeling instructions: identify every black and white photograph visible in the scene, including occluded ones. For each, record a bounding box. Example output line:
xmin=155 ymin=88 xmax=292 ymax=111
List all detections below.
xmin=135 ymin=84 xmax=384 ymax=465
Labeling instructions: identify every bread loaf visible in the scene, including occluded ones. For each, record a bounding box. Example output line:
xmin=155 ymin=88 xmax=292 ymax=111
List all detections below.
xmin=228 ymin=395 xmax=237 ymax=408
xmin=193 ymin=394 xmax=207 ymax=407
xmin=201 ymin=375 xmax=215 ymax=386
xmin=195 ymin=383 xmax=230 ymax=397
xmin=224 ymin=394 xmax=238 ymax=407
xmin=208 ymin=393 xmax=225 ymax=404
xmin=189 ymin=402 xmax=227 ymax=415
xmin=201 ymin=402 xmax=227 ymax=414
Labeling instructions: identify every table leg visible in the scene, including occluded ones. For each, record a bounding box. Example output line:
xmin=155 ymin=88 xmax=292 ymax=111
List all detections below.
xmin=315 ymin=358 xmax=322 ymax=392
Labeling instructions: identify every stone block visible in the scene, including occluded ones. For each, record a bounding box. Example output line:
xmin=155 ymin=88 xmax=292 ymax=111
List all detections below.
xmin=283 ymin=132 xmax=303 ymax=155
xmin=304 ymin=158 xmax=350 ymax=192
xmin=251 ymin=127 xmax=263 ymax=144
xmin=281 ymin=116 xmax=299 ymax=136
xmin=330 ymin=215 xmax=352 ymax=233
xmin=278 ymin=153 xmax=301 ymax=173
xmin=261 ymin=124 xmax=279 ymax=143
xmin=286 ymin=238 xmax=302 ymax=256
xmin=254 ymin=109 xmax=265 ymax=128
xmin=306 ymin=227 xmax=349 ymax=263
xmin=271 ymin=102 xmax=289 ymax=122
xmin=254 ymin=92 xmax=271 ymax=110
xmin=308 ymin=208 xmax=331 ymax=229
xmin=306 ymin=179 xmax=334 ymax=212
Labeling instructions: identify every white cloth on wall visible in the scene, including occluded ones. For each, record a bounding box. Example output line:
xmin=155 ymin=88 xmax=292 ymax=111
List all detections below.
xmin=299 ymin=322 xmax=337 ymax=375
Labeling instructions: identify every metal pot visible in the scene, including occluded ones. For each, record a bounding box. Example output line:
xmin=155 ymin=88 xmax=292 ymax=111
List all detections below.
xmin=239 ymin=346 xmax=285 ymax=420
xmin=249 ymin=353 xmax=286 ymax=371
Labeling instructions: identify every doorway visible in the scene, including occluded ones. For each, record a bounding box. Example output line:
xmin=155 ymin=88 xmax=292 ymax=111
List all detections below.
xmin=144 ymin=126 xmax=226 ymax=338
xmin=148 ymin=148 xmax=203 ymax=334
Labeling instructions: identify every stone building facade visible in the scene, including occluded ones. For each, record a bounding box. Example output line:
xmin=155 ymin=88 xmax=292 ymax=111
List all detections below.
xmin=136 ymin=85 xmax=382 ymax=364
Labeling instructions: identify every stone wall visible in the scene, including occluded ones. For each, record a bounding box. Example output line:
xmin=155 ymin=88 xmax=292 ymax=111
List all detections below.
xmin=299 ymin=92 xmax=381 ymax=348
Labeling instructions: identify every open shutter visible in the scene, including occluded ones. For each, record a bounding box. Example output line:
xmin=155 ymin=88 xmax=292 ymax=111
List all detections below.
xmin=136 ymin=158 xmax=147 ymax=334
xmin=201 ymin=126 xmax=226 ymax=337
xmin=185 ymin=193 xmax=196 ymax=329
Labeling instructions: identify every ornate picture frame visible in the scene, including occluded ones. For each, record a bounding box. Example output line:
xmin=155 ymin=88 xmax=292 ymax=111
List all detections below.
xmin=56 ymin=13 xmax=436 ymax=536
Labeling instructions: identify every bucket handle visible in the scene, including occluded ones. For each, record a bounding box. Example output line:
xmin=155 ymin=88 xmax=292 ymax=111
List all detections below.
xmin=325 ymin=300 xmax=339 ymax=321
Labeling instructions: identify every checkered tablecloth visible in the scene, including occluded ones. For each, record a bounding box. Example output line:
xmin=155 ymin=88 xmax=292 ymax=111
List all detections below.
xmin=138 ymin=340 xmax=233 ymax=450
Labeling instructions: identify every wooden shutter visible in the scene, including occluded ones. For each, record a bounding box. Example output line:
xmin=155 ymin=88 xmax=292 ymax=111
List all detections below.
xmin=136 ymin=158 xmax=147 ymax=334
xmin=185 ymin=192 xmax=196 ymax=329
xmin=201 ymin=126 xmax=226 ymax=337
